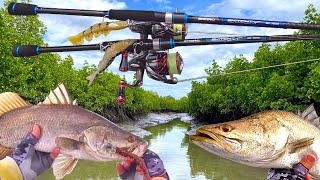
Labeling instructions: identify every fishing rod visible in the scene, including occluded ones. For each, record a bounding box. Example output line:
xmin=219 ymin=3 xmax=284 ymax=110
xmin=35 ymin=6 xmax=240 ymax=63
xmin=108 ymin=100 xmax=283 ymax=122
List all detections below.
xmin=12 ymin=34 xmax=320 ymax=89
xmin=8 ymin=2 xmax=320 ymax=30
xmin=8 ymin=2 xmax=320 ymax=102
xmin=12 ymin=34 xmax=320 ymax=57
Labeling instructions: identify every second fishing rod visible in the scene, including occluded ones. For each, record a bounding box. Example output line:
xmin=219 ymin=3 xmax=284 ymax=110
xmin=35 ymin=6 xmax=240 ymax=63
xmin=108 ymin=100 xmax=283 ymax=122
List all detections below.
xmin=13 ymin=34 xmax=320 ymax=57
xmin=8 ymin=2 xmax=320 ymax=30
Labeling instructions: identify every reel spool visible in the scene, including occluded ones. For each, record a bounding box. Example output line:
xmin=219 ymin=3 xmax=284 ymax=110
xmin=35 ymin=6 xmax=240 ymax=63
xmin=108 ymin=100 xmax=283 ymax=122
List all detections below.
xmin=172 ymin=24 xmax=187 ymax=40
xmin=145 ymin=51 xmax=183 ymax=83
xmin=151 ymin=23 xmax=187 ymax=40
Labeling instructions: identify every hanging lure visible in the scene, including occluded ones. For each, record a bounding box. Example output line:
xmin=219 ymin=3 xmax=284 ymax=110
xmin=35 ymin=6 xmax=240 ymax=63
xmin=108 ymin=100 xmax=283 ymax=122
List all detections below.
xmin=86 ymin=39 xmax=137 ymax=85
xmin=117 ymin=80 xmax=126 ymax=103
xmin=68 ymin=20 xmax=129 ymax=45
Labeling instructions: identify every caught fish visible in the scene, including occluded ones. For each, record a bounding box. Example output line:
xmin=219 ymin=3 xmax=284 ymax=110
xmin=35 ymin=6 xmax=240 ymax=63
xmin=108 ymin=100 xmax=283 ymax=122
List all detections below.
xmin=68 ymin=20 xmax=129 ymax=45
xmin=86 ymin=39 xmax=137 ymax=86
xmin=190 ymin=105 xmax=320 ymax=179
xmin=0 ymin=83 xmax=150 ymax=180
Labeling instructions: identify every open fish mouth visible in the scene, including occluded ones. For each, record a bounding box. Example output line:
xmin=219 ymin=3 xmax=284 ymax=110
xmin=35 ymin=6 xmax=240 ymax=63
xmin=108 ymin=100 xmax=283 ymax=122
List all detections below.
xmin=128 ymin=140 xmax=149 ymax=157
xmin=190 ymin=129 xmax=241 ymax=153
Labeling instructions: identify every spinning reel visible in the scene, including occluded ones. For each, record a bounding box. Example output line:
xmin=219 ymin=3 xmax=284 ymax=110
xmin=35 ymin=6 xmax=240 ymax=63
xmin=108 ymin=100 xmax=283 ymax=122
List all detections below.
xmin=7 ymin=2 xmax=320 ymax=102
xmin=117 ymin=20 xmax=187 ymax=88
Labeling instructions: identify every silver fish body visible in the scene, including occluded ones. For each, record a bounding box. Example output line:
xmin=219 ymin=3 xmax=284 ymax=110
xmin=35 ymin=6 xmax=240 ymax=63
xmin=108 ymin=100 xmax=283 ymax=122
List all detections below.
xmin=0 ymin=83 xmax=148 ymax=179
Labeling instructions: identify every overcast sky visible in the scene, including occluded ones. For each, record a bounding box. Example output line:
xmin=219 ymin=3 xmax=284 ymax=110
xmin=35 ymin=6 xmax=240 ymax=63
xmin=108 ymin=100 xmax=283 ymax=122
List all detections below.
xmin=2 ymin=0 xmax=319 ymax=99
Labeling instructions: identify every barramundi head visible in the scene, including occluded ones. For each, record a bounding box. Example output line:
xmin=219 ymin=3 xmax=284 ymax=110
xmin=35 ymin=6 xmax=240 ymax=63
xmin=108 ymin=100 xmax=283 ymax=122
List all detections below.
xmin=78 ymin=124 xmax=148 ymax=161
xmin=190 ymin=108 xmax=320 ymax=179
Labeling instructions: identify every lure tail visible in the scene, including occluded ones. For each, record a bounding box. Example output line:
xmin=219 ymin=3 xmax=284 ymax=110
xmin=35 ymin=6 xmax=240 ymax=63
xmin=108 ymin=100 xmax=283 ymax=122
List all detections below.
xmin=86 ymin=73 xmax=98 ymax=86
xmin=68 ymin=21 xmax=129 ymax=45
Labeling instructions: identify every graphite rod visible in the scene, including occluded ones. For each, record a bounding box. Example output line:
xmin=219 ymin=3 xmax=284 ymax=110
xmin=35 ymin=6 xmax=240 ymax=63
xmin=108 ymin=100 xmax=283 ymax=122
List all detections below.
xmin=8 ymin=3 xmax=320 ymax=30
xmin=13 ymin=34 xmax=320 ymax=57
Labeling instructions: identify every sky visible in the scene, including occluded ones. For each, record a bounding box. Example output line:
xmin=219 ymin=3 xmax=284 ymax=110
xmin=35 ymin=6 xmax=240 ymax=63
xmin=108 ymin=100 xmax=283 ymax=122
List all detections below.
xmin=1 ymin=0 xmax=320 ymax=99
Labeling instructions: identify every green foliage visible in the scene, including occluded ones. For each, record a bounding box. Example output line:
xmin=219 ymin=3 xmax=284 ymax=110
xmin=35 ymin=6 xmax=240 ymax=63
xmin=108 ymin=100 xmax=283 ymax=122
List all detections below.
xmin=188 ymin=5 xmax=320 ymax=121
xmin=0 ymin=0 xmax=186 ymax=117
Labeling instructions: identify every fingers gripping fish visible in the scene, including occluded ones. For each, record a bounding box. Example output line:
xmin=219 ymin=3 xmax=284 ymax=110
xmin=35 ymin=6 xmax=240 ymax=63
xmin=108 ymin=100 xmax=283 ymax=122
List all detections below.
xmin=86 ymin=39 xmax=137 ymax=86
xmin=0 ymin=83 xmax=149 ymax=179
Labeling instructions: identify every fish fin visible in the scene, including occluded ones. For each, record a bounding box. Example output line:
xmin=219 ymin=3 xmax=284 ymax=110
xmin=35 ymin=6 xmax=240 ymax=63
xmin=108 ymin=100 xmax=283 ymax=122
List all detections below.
xmin=256 ymin=144 xmax=287 ymax=164
xmin=301 ymin=104 xmax=315 ymax=118
xmin=0 ymin=92 xmax=31 ymax=116
xmin=52 ymin=154 xmax=78 ymax=180
xmin=290 ymin=137 xmax=314 ymax=154
xmin=38 ymin=83 xmax=74 ymax=105
xmin=0 ymin=146 xmax=13 ymax=160
xmin=301 ymin=104 xmax=320 ymax=128
xmin=256 ymin=127 xmax=289 ymax=164
xmin=56 ymin=137 xmax=82 ymax=151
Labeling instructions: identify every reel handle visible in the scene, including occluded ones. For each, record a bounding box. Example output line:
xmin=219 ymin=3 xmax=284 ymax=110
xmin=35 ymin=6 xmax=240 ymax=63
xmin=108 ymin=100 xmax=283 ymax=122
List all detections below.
xmin=8 ymin=3 xmax=38 ymax=15
xmin=12 ymin=45 xmax=40 ymax=57
xmin=12 ymin=44 xmax=101 ymax=57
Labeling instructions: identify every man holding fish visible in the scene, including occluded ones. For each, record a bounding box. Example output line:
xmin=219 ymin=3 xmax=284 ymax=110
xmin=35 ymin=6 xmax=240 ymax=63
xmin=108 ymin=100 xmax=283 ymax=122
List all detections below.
xmin=0 ymin=83 xmax=317 ymax=180
xmin=0 ymin=125 xmax=315 ymax=180
xmin=0 ymin=124 xmax=170 ymax=180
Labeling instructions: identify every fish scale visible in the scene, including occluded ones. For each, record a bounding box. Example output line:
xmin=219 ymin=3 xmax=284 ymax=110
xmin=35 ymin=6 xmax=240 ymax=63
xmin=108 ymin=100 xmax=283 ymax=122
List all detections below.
xmin=190 ymin=106 xmax=320 ymax=179
xmin=0 ymin=83 xmax=149 ymax=180
xmin=1 ymin=105 xmax=106 ymax=152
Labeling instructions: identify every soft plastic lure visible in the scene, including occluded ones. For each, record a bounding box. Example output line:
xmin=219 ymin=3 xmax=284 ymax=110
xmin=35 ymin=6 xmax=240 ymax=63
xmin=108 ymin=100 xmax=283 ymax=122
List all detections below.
xmin=68 ymin=20 xmax=129 ymax=45
xmin=86 ymin=39 xmax=137 ymax=85
xmin=116 ymin=147 xmax=152 ymax=180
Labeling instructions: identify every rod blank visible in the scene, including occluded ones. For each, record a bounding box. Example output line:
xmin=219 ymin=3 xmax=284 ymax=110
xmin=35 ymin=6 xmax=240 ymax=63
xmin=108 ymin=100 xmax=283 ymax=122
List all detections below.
xmin=12 ymin=34 xmax=320 ymax=57
xmin=8 ymin=3 xmax=108 ymax=17
xmin=8 ymin=3 xmax=320 ymax=30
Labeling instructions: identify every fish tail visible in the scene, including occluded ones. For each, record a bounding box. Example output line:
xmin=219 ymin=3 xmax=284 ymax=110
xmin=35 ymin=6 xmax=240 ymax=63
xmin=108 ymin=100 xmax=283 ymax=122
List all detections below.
xmin=86 ymin=73 xmax=98 ymax=86
xmin=67 ymin=21 xmax=129 ymax=45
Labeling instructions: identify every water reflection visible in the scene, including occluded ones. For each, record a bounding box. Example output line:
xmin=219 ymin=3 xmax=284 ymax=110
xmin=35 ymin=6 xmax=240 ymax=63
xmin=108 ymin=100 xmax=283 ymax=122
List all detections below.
xmin=36 ymin=119 xmax=268 ymax=180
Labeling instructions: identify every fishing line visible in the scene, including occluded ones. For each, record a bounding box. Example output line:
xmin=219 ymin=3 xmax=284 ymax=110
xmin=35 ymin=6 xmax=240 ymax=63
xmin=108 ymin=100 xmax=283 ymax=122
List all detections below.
xmin=183 ymin=31 xmax=244 ymax=36
xmin=178 ymin=57 xmax=320 ymax=82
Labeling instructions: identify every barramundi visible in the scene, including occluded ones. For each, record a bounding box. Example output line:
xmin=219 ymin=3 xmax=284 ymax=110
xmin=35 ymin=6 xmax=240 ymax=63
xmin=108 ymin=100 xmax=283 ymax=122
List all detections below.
xmin=0 ymin=83 xmax=149 ymax=179
xmin=190 ymin=105 xmax=320 ymax=179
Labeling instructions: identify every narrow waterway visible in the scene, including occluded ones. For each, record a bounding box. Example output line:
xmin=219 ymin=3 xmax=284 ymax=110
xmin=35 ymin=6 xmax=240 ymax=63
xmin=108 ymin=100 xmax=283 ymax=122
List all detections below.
xmin=37 ymin=119 xmax=268 ymax=180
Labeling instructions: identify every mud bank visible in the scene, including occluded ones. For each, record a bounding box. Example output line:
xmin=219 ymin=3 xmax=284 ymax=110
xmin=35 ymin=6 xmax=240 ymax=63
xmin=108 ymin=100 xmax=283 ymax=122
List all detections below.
xmin=117 ymin=112 xmax=194 ymax=137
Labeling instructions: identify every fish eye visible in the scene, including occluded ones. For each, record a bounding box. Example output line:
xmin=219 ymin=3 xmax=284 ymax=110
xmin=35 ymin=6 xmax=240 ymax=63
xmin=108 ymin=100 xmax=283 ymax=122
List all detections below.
xmin=128 ymin=135 xmax=136 ymax=143
xmin=220 ymin=125 xmax=233 ymax=132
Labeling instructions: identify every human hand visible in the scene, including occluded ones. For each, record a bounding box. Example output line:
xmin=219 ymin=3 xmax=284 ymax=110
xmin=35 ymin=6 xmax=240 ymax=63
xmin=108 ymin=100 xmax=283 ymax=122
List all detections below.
xmin=10 ymin=124 xmax=60 ymax=180
xmin=116 ymin=149 xmax=169 ymax=180
xmin=267 ymin=154 xmax=316 ymax=180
